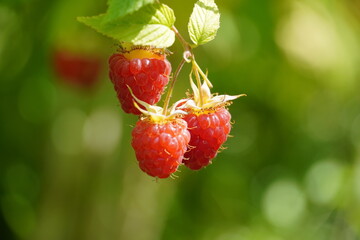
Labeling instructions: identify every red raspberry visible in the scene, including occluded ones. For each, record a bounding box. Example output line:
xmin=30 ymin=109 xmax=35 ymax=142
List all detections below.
xmin=182 ymin=107 xmax=232 ymax=170
xmin=108 ymin=48 xmax=171 ymax=115
xmin=131 ymin=118 xmax=190 ymax=178
xmin=53 ymin=48 xmax=102 ymax=89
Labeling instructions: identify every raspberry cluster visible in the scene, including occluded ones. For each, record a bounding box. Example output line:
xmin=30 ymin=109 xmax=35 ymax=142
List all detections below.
xmin=108 ymin=46 xmax=243 ymax=179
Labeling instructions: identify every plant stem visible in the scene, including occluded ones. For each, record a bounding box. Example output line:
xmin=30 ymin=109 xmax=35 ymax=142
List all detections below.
xmin=171 ymin=26 xmax=193 ymax=61
xmin=162 ymin=58 xmax=186 ymax=115
xmin=162 ymin=25 xmax=215 ymax=114
xmin=192 ymin=59 xmax=203 ymax=106
xmin=192 ymin=60 xmax=213 ymax=88
xmin=172 ymin=26 xmax=211 ymax=104
xmin=161 ymin=26 xmax=194 ymax=115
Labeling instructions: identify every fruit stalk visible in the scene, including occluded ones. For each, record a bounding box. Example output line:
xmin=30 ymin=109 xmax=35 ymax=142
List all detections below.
xmin=171 ymin=26 xmax=193 ymax=61
xmin=162 ymin=26 xmax=210 ymax=114
xmin=162 ymin=58 xmax=186 ymax=115
xmin=161 ymin=26 xmax=194 ymax=115
xmin=172 ymin=26 xmax=215 ymax=107
xmin=191 ymin=59 xmax=204 ymax=106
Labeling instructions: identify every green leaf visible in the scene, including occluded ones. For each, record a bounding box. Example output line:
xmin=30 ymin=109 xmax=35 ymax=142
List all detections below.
xmin=105 ymin=0 xmax=155 ymax=22
xmin=78 ymin=3 xmax=176 ymax=48
xmin=188 ymin=0 xmax=220 ymax=46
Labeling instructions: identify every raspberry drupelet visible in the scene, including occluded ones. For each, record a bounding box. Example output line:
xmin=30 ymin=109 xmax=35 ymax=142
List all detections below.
xmin=109 ymin=46 xmax=172 ymax=115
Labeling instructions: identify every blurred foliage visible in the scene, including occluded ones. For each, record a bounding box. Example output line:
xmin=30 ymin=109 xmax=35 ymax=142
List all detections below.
xmin=1 ymin=0 xmax=360 ymax=240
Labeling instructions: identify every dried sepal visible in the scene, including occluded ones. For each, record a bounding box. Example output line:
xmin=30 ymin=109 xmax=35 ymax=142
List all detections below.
xmin=179 ymin=75 xmax=246 ymax=110
xmin=127 ymin=85 xmax=187 ymax=122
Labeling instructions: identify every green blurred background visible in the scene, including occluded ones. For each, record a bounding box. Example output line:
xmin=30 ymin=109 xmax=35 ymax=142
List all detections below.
xmin=1 ymin=0 xmax=360 ymax=239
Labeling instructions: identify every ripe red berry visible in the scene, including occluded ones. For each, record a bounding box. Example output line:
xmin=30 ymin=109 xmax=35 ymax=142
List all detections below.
xmin=109 ymin=48 xmax=171 ymax=115
xmin=182 ymin=107 xmax=232 ymax=170
xmin=131 ymin=118 xmax=190 ymax=178
xmin=53 ymin=48 xmax=102 ymax=89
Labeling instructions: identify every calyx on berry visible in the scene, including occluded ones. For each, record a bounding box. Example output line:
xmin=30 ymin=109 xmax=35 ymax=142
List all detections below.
xmin=119 ymin=43 xmax=171 ymax=60
xmin=127 ymin=85 xmax=187 ymax=123
xmin=179 ymin=61 xmax=246 ymax=111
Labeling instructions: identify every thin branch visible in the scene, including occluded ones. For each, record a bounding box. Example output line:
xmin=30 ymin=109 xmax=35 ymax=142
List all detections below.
xmin=192 ymin=59 xmax=203 ymax=106
xmin=171 ymin=26 xmax=193 ymax=62
xmin=162 ymin=58 xmax=187 ymax=114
